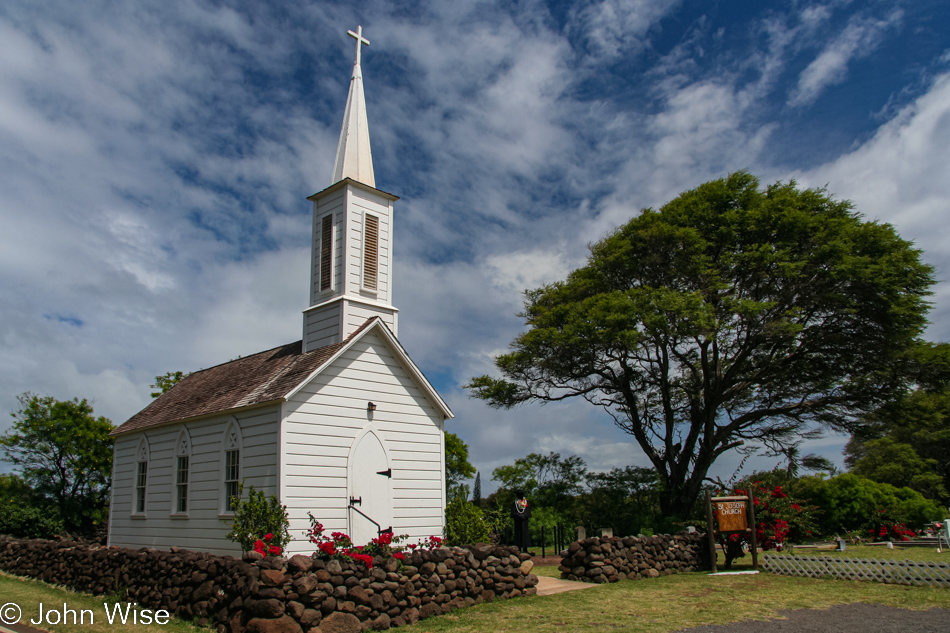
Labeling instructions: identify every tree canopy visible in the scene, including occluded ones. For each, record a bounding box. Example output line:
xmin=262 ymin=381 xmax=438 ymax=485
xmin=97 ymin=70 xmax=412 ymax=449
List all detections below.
xmin=846 ymin=341 xmax=950 ymax=502
xmin=445 ymin=431 xmax=476 ymax=501
xmin=1 ymin=393 xmax=114 ymax=533
xmin=491 ymin=451 xmax=587 ymax=508
xmin=468 ymin=172 xmax=934 ymax=518
xmin=151 ymin=370 xmax=187 ymax=398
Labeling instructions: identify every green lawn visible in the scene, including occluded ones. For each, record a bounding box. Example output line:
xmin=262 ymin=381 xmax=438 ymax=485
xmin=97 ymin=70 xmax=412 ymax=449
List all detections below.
xmin=401 ymin=572 xmax=950 ymax=633
xmin=4 ymin=565 xmax=949 ymax=633
xmin=531 ymin=565 xmax=562 ymax=578
xmin=0 ymin=573 xmax=201 ymax=633
xmin=775 ymin=545 xmax=950 ymax=563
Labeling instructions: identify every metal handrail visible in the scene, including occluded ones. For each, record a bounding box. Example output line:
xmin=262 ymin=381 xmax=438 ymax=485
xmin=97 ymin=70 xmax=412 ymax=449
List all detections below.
xmin=347 ymin=504 xmax=392 ymax=537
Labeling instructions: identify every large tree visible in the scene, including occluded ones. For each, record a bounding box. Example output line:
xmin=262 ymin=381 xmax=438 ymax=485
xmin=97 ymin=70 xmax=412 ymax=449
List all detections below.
xmin=468 ymin=172 xmax=934 ymax=518
xmin=1 ymin=393 xmax=114 ymax=532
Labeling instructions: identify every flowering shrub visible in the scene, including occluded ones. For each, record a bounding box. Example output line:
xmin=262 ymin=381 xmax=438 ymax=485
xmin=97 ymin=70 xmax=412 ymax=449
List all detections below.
xmin=866 ymin=508 xmax=916 ymax=542
xmin=306 ymin=513 xmax=444 ymax=568
xmin=253 ymin=533 xmax=283 ymax=557
xmin=714 ymin=480 xmax=818 ymax=567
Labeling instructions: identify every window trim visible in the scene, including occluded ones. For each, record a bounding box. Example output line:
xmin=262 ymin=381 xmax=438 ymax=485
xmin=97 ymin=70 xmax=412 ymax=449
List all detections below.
xmin=172 ymin=429 xmax=191 ymax=516
xmin=133 ymin=437 xmax=149 ymax=517
xmin=220 ymin=419 xmax=243 ymax=516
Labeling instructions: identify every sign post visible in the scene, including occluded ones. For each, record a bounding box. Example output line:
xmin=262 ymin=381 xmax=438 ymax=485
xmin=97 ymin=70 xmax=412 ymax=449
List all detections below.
xmin=706 ymin=490 xmax=758 ymax=572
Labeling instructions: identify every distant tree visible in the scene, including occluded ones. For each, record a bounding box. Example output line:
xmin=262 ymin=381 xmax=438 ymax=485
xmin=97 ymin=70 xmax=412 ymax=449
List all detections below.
xmin=151 ymin=370 xmax=187 ymax=398
xmin=468 ymin=173 xmax=934 ymax=518
xmin=792 ymin=473 xmax=943 ymax=535
xmin=445 ymin=431 xmax=476 ymax=501
xmin=846 ymin=341 xmax=950 ymax=502
xmin=0 ymin=472 xmax=34 ymax=505
xmin=847 ymin=437 xmax=946 ymax=500
xmin=0 ymin=473 xmax=65 ymax=539
xmin=492 ymin=451 xmax=587 ymax=508
xmin=578 ymin=466 xmax=661 ymax=536
xmin=472 ymin=471 xmax=482 ymax=506
xmin=1 ymin=393 xmax=114 ymax=533
xmin=780 ymin=444 xmax=837 ymax=479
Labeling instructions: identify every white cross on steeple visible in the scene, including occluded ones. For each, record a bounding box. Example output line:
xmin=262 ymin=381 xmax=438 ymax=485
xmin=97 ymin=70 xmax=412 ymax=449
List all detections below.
xmin=348 ymin=25 xmax=370 ymax=66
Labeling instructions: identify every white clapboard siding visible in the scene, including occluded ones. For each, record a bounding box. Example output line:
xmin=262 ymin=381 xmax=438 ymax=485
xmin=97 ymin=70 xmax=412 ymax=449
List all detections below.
xmin=280 ymin=330 xmax=445 ymax=555
xmin=345 ymin=301 xmax=396 ymax=339
xmin=304 ymin=302 xmax=343 ymax=351
xmin=346 ymin=193 xmax=392 ymax=302
xmin=108 ymin=405 xmax=280 ymax=556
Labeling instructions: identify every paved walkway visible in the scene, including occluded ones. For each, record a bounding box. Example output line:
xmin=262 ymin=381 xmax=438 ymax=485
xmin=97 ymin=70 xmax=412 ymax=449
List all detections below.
xmin=535 ymin=575 xmax=599 ymax=596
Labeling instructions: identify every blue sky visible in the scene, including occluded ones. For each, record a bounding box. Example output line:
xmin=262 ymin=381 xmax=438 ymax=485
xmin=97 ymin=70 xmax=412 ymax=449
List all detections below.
xmin=2 ymin=0 xmax=949 ymax=493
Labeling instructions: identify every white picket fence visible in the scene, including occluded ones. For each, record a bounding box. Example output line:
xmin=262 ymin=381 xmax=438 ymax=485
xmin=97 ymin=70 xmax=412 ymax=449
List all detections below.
xmin=762 ymin=554 xmax=950 ymax=588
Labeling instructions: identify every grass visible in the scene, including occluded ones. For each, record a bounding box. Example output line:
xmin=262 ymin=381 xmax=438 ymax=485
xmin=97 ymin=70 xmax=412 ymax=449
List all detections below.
xmin=531 ymin=565 xmax=562 ymax=578
xmin=775 ymin=545 xmax=950 ymax=563
xmin=0 ymin=572 xmax=202 ymax=633
xmin=401 ymin=572 xmax=950 ymax=633
xmin=3 ymin=564 xmax=949 ymax=633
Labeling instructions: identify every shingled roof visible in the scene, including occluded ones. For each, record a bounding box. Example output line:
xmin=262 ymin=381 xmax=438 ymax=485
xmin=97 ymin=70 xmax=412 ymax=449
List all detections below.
xmin=112 ymin=318 xmax=377 ymax=436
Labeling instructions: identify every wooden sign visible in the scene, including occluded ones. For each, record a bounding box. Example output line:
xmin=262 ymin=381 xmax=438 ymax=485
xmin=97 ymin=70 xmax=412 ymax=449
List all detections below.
xmin=715 ymin=500 xmax=748 ymax=532
xmin=705 ymin=491 xmax=758 ymax=573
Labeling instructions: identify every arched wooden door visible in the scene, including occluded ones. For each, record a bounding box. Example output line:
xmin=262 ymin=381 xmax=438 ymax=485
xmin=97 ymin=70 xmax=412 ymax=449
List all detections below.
xmin=347 ymin=428 xmax=393 ymax=546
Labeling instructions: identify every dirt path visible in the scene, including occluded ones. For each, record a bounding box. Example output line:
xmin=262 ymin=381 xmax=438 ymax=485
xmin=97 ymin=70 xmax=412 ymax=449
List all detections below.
xmin=534 ymin=575 xmax=599 ymax=596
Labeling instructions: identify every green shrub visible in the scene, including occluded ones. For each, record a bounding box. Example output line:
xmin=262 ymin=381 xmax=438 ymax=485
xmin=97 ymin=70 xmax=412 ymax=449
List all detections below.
xmin=445 ymin=497 xmax=490 ymax=545
xmin=790 ymin=473 xmax=943 ymax=536
xmin=225 ymin=483 xmax=290 ymax=553
xmin=0 ymin=504 xmax=64 ymax=539
xmin=529 ymin=506 xmax=568 ymax=548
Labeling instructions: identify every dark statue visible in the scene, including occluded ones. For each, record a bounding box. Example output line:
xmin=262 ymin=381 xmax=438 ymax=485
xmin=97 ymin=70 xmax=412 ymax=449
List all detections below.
xmin=510 ymin=489 xmax=531 ymax=551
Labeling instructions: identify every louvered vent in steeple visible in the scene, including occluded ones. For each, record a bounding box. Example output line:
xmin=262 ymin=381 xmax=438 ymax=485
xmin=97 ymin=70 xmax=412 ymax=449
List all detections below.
xmin=363 ymin=214 xmax=379 ymax=290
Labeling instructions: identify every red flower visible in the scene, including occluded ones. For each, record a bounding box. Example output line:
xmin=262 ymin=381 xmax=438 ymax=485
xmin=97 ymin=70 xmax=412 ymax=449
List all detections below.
xmin=264 ymin=533 xmax=274 ymax=541
xmin=393 ymin=552 xmax=405 ymax=561
xmin=269 ymin=545 xmax=282 ymax=556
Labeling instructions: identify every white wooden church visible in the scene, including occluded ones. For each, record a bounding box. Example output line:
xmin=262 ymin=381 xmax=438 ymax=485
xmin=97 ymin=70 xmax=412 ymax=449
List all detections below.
xmin=108 ymin=26 xmax=453 ymax=556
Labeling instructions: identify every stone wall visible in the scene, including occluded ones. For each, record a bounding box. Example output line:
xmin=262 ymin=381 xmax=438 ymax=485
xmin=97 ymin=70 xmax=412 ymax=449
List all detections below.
xmin=558 ymin=533 xmax=709 ymax=583
xmin=0 ymin=537 xmax=538 ymax=632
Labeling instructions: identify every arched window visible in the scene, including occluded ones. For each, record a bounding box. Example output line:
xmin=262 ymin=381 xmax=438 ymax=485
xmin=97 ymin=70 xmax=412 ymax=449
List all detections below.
xmin=222 ymin=419 xmax=243 ymax=514
xmin=174 ymin=429 xmax=191 ymax=515
xmin=133 ymin=437 xmax=149 ymax=516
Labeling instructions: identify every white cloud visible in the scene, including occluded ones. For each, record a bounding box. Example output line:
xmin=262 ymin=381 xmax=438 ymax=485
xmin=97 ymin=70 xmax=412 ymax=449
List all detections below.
xmin=795 ymin=71 xmax=950 ymax=341
xmin=789 ymin=9 xmax=903 ymax=107
xmin=570 ymin=0 xmax=682 ymax=60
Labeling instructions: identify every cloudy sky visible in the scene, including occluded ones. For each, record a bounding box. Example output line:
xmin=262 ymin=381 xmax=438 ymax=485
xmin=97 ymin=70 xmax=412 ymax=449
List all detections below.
xmin=2 ymin=0 xmax=949 ymax=492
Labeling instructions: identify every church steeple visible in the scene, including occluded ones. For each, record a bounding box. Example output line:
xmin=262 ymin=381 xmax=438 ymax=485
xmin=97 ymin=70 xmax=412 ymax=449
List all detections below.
xmin=331 ymin=26 xmax=375 ymax=187
xmin=303 ymin=25 xmax=399 ymax=353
